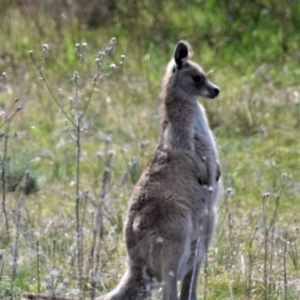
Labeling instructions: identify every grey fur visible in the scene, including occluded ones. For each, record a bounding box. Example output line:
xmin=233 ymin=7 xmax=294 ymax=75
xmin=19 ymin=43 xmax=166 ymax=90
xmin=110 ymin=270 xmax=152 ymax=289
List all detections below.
xmin=97 ymin=40 xmax=221 ymax=300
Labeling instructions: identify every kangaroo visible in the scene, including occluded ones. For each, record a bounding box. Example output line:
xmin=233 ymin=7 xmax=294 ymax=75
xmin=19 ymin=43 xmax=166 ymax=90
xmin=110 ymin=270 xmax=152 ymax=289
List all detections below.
xmin=97 ymin=41 xmax=221 ymax=300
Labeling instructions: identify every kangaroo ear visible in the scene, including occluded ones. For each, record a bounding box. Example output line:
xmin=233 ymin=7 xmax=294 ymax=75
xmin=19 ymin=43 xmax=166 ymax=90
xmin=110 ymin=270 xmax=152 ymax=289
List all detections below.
xmin=174 ymin=40 xmax=192 ymax=69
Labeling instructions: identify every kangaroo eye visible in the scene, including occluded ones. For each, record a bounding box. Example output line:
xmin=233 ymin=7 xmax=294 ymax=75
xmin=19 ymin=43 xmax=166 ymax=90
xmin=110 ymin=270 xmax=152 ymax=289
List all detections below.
xmin=193 ymin=75 xmax=201 ymax=82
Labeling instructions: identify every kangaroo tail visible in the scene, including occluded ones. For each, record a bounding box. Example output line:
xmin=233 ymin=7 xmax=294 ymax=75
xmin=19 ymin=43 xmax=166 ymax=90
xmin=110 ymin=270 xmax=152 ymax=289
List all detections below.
xmin=96 ymin=267 xmax=149 ymax=300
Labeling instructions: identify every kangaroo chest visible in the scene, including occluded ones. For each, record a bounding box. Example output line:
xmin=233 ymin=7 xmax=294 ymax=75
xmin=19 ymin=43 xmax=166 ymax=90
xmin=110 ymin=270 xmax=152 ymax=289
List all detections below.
xmin=193 ymin=103 xmax=216 ymax=157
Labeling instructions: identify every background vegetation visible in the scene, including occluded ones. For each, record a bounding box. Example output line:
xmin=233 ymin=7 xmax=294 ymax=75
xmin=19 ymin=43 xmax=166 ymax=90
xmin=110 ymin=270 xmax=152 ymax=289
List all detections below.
xmin=0 ymin=0 xmax=299 ymax=299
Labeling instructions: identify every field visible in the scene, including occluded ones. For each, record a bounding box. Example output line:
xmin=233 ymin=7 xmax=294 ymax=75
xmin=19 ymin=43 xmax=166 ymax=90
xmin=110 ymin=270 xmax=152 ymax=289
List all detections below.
xmin=0 ymin=1 xmax=299 ymax=299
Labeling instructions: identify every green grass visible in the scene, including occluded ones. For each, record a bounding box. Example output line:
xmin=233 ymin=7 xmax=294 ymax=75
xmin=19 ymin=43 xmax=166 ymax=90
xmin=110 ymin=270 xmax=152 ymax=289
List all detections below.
xmin=0 ymin=1 xmax=299 ymax=299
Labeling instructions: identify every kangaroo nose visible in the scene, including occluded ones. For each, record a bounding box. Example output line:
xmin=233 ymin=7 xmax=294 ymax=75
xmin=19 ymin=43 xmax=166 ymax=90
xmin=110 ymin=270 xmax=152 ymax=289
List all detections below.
xmin=213 ymin=87 xmax=220 ymax=97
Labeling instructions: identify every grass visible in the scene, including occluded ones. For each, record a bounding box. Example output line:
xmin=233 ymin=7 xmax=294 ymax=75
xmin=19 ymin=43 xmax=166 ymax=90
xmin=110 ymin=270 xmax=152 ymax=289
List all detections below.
xmin=0 ymin=1 xmax=299 ymax=299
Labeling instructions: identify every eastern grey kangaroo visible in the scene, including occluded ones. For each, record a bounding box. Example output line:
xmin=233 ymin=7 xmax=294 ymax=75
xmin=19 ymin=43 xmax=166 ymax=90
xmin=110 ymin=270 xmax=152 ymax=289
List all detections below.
xmin=98 ymin=40 xmax=221 ymax=300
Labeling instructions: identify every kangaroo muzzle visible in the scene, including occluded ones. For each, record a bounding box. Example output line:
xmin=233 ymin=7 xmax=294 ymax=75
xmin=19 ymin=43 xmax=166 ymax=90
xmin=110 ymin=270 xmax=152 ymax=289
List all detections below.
xmin=206 ymin=80 xmax=220 ymax=99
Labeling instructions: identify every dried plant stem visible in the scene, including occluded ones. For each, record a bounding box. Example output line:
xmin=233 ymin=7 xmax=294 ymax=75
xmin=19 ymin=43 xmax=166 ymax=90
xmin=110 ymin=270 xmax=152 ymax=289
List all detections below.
xmin=268 ymin=194 xmax=280 ymax=296
xmin=75 ymin=131 xmax=83 ymax=288
xmin=75 ymin=44 xmax=93 ymax=75
xmin=89 ymin=152 xmax=114 ymax=296
xmin=262 ymin=193 xmax=269 ymax=300
xmin=0 ymin=259 xmax=4 ymax=284
xmin=283 ymin=230 xmax=288 ymax=300
xmin=80 ymin=191 xmax=89 ymax=234
xmin=31 ymin=48 xmax=85 ymax=288
xmin=10 ymin=172 xmax=29 ymax=299
xmin=89 ymin=223 xmax=98 ymax=300
xmin=29 ymin=52 xmax=73 ymax=125
xmin=1 ymin=132 xmax=10 ymax=236
xmin=88 ymin=205 xmax=102 ymax=289
xmin=228 ymin=212 xmax=234 ymax=267
xmin=289 ymin=218 xmax=299 ymax=270
xmin=87 ymin=210 xmax=97 ymax=276
xmin=90 ymin=228 xmax=107 ymax=300
xmin=36 ymin=241 xmax=41 ymax=293
xmin=73 ymin=71 xmax=84 ymax=289
xmin=247 ymin=227 xmax=258 ymax=300
xmin=0 ymin=105 xmax=22 ymax=131
xmin=28 ymin=39 xmax=118 ymax=296
xmin=1 ymin=102 xmax=21 ymax=238
xmin=89 ymin=155 xmax=114 ymax=284
xmin=52 ymin=238 xmax=57 ymax=264
xmin=82 ymin=75 xmax=98 ymax=116
xmin=101 ymin=157 xmax=112 ymax=216
xmin=224 ymin=192 xmax=233 ymax=268
xmin=265 ymin=175 xmax=285 ymax=297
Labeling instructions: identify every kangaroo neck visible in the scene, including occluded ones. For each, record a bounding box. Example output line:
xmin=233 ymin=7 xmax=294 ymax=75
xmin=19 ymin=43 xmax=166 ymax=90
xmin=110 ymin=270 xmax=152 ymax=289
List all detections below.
xmin=159 ymin=90 xmax=198 ymax=152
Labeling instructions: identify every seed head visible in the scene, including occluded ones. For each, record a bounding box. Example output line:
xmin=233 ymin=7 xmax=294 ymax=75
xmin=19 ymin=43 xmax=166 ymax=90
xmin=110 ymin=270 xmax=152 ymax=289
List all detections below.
xmin=92 ymin=273 xmax=99 ymax=283
xmin=226 ymin=187 xmax=234 ymax=195
xmin=105 ymin=136 xmax=112 ymax=144
xmin=121 ymin=146 xmax=127 ymax=153
xmin=63 ymin=277 xmax=70 ymax=285
xmin=49 ymin=268 xmax=59 ymax=277
xmin=109 ymin=37 xmax=116 ymax=45
xmin=42 ymin=43 xmax=49 ymax=52
xmin=107 ymin=149 xmax=116 ymax=157
xmin=73 ymin=71 xmax=79 ymax=79
xmin=96 ymin=151 xmax=103 ymax=159
xmin=262 ymin=192 xmax=270 ymax=198
xmin=141 ymin=140 xmax=150 ymax=148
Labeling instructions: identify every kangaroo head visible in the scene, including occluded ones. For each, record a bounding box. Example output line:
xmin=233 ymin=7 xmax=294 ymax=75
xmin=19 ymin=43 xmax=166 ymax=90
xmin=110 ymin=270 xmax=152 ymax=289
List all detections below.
xmin=170 ymin=40 xmax=220 ymax=99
